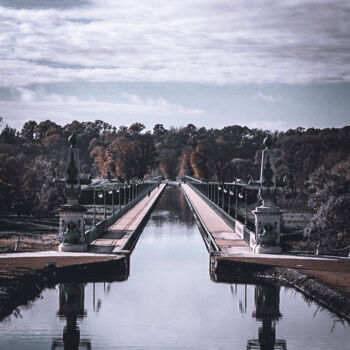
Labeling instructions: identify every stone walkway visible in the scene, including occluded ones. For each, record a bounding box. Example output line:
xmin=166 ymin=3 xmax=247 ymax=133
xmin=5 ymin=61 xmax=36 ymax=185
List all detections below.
xmin=89 ymin=183 xmax=166 ymax=253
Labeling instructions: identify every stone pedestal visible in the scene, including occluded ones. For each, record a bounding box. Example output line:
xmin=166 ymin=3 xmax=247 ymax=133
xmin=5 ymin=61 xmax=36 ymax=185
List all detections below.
xmin=59 ymin=205 xmax=86 ymax=252
xmin=253 ymin=205 xmax=282 ymax=254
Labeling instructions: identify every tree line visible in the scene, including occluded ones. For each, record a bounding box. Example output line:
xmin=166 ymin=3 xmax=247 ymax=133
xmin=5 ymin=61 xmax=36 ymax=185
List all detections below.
xmin=0 ymin=118 xmax=349 ymax=250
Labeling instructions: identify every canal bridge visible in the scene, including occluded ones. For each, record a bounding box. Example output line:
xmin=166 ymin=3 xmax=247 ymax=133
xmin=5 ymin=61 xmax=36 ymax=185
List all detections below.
xmin=0 ymin=133 xmax=349 ymax=324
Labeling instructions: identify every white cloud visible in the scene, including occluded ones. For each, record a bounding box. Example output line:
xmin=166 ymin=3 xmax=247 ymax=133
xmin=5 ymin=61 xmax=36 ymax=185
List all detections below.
xmin=0 ymin=0 xmax=349 ymax=86
xmin=255 ymin=92 xmax=275 ymax=103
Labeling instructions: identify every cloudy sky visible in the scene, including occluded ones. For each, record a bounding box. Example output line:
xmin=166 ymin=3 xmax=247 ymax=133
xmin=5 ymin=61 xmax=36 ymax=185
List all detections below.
xmin=0 ymin=0 xmax=349 ymax=131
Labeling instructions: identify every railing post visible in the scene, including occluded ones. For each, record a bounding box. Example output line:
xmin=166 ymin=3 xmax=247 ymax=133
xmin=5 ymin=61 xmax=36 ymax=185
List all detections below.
xmin=111 ymin=189 xmax=114 ymax=214
xmin=245 ymin=188 xmax=248 ymax=225
xmin=235 ymin=184 xmax=238 ymax=220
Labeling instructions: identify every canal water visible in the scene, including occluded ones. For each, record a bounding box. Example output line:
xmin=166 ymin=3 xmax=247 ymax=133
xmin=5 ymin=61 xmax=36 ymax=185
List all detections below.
xmin=0 ymin=185 xmax=349 ymax=349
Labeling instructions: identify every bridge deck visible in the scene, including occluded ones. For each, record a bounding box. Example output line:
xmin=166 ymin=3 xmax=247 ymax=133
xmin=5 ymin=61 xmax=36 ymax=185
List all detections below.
xmin=182 ymin=183 xmax=350 ymax=292
xmin=181 ymin=183 xmax=251 ymax=254
xmin=89 ymin=183 xmax=166 ymax=253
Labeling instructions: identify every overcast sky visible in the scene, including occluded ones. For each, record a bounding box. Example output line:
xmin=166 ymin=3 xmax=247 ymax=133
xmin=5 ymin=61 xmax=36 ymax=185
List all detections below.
xmin=0 ymin=0 xmax=349 ymax=131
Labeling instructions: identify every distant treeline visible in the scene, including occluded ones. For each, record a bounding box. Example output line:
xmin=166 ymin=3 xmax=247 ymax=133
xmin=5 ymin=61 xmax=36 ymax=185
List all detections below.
xmin=1 ymin=118 xmax=349 ymax=250
xmin=0 ymin=119 xmax=348 ymax=214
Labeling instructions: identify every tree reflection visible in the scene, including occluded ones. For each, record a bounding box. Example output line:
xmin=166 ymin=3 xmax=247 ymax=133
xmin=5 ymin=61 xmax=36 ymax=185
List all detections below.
xmin=51 ymin=283 xmax=91 ymax=350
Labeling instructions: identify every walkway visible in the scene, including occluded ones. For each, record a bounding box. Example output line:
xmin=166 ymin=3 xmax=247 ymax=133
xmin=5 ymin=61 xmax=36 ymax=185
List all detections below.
xmin=181 ymin=183 xmax=350 ymax=292
xmin=181 ymin=183 xmax=251 ymax=254
xmin=89 ymin=183 xmax=166 ymax=253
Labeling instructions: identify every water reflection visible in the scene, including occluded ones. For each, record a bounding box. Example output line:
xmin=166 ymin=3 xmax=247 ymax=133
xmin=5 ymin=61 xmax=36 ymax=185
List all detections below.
xmin=248 ymin=285 xmax=286 ymax=350
xmin=52 ymin=283 xmax=91 ymax=350
xmin=230 ymin=284 xmax=287 ymax=349
xmin=150 ymin=184 xmax=195 ymax=226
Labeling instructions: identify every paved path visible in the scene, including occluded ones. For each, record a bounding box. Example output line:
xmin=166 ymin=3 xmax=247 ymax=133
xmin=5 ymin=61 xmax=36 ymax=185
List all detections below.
xmin=182 ymin=183 xmax=350 ymax=292
xmin=89 ymin=184 xmax=166 ymax=253
xmin=182 ymin=184 xmax=252 ymax=254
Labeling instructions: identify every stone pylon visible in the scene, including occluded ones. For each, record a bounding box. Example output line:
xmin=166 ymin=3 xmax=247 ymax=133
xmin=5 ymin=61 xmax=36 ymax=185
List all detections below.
xmin=58 ymin=133 xmax=87 ymax=252
xmin=253 ymin=135 xmax=282 ymax=254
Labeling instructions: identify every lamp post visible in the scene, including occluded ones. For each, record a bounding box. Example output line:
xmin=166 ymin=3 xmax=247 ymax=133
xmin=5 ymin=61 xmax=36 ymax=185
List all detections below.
xmin=103 ymin=189 xmax=106 ymax=219
xmin=228 ymin=187 xmax=232 ymax=215
xmin=245 ymin=188 xmax=248 ymax=225
xmin=222 ymin=186 xmax=225 ymax=210
xmin=217 ymin=186 xmax=221 ymax=205
xmin=109 ymin=189 xmax=114 ymax=214
xmin=93 ymin=187 xmax=96 ymax=226
xmin=235 ymin=183 xmax=238 ymax=221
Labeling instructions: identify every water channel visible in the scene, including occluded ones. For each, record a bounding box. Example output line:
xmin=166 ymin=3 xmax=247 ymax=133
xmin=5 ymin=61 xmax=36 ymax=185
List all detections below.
xmin=0 ymin=185 xmax=349 ymax=349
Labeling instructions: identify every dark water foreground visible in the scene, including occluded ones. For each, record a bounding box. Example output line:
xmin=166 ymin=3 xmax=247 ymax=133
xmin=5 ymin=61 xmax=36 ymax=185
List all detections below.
xmin=0 ymin=185 xmax=349 ymax=350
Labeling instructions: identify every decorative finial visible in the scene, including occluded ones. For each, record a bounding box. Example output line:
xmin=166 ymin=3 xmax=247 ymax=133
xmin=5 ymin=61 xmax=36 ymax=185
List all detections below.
xmin=263 ymin=134 xmax=273 ymax=149
xmin=68 ymin=132 xmax=77 ymax=148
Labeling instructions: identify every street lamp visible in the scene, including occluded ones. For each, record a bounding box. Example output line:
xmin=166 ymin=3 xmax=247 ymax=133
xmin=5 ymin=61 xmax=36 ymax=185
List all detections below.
xmin=229 ymin=189 xmax=233 ymax=216
xmin=108 ymin=189 xmax=114 ymax=214
xmin=118 ymin=188 xmax=121 ymax=209
xmin=217 ymin=186 xmax=221 ymax=206
xmin=93 ymin=187 xmax=96 ymax=226
xmin=103 ymin=189 xmax=106 ymax=219
xmin=235 ymin=184 xmax=238 ymax=221
xmin=245 ymin=188 xmax=248 ymax=225
xmin=223 ymin=187 xmax=227 ymax=210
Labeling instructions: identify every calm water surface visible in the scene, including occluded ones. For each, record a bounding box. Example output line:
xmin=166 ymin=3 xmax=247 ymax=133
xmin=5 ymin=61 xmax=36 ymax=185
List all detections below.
xmin=0 ymin=185 xmax=349 ymax=349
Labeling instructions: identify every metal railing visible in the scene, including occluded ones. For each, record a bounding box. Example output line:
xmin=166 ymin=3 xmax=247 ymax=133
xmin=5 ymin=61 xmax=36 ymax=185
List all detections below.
xmin=84 ymin=178 xmax=162 ymax=245
xmin=185 ymin=176 xmax=257 ymax=248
